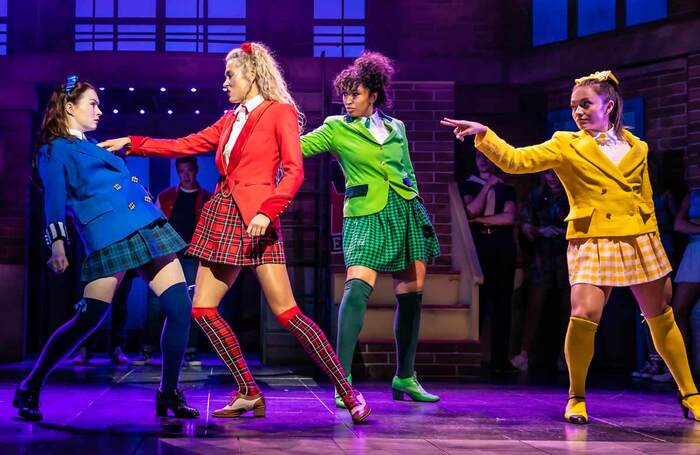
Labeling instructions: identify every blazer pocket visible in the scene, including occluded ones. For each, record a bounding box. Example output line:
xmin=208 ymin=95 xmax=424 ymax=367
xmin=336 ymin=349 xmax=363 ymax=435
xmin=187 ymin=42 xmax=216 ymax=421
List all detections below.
xmin=74 ymin=198 xmax=114 ymax=225
xmin=345 ymin=184 xmax=369 ymax=199
xmin=564 ymin=206 xmax=595 ymax=233
xmin=243 ymin=182 xmax=272 ymax=187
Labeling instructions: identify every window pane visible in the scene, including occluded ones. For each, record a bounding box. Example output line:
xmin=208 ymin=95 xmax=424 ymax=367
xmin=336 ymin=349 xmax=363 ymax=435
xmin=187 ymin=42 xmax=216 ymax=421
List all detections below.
xmin=75 ymin=0 xmax=92 ymax=17
xmin=75 ymin=41 xmax=93 ymax=51
xmin=314 ymin=25 xmax=342 ymax=34
xmin=343 ymin=25 xmax=365 ymax=34
xmin=314 ymin=0 xmax=341 ymax=19
xmin=0 ymin=0 xmax=6 ymax=16
xmin=118 ymin=41 xmax=156 ymax=50
xmin=578 ymin=0 xmax=615 ymax=36
xmin=95 ymin=0 xmax=114 ymax=17
xmin=344 ymin=0 xmax=365 ymax=19
xmin=208 ymin=42 xmax=239 ymax=53
xmin=209 ymin=0 xmax=245 ymax=18
xmin=344 ymin=45 xmax=364 ymax=57
xmin=94 ymin=41 xmax=114 ymax=51
xmin=76 ymin=24 xmax=92 ymax=32
xmin=119 ymin=0 xmax=156 ymax=17
xmin=314 ymin=45 xmax=342 ymax=57
xmin=626 ymin=0 xmax=667 ymax=25
xmin=166 ymin=0 xmax=197 ymax=18
xmin=167 ymin=41 xmax=197 ymax=51
xmin=314 ymin=35 xmax=342 ymax=44
xmin=532 ymin=0 xmax=567 ymax=46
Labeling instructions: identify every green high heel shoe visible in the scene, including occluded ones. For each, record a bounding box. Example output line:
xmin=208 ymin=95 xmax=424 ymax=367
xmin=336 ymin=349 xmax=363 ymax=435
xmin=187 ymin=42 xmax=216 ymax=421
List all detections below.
xmin=391 ymin=373 xmax=440 ymax=402
xmin=334 ymin=374 xmax=352 ymax=409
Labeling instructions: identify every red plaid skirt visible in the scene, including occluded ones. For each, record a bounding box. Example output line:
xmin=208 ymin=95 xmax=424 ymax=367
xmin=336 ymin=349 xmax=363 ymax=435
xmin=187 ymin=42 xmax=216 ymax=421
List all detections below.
xmin=187 ymin=191 xmax=286 ymax=266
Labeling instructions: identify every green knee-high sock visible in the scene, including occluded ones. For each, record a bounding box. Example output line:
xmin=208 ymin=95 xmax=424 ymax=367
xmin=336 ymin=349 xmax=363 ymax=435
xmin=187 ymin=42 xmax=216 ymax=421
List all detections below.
xmin=646 ymin=307 xmax=699 ymax=397
xmin=337 ymin=279 xmax=373 ymax=373
xmin=565 ymin=317 xmax=598 ymax=399
xmin=395 ymin=292 xmax=422 ymax=378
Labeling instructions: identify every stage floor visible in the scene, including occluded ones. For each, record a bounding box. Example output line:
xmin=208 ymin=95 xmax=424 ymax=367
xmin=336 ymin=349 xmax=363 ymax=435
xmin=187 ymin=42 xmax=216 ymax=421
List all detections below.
xmin=2 ymin=356 xmax=700 ymax=454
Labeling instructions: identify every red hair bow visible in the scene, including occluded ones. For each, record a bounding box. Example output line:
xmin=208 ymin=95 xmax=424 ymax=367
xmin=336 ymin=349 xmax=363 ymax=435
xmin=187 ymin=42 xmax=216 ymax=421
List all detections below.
xmin=240 ymin=42 xmax=253 ymax=54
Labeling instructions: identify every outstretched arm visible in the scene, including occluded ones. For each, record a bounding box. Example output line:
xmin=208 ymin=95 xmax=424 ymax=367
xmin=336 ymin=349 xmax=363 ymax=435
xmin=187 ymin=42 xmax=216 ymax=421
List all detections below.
xmin=440 ymin=118 xmax=563 ymax=174
xmin=99 ymin=113 xmax=230 ymax=158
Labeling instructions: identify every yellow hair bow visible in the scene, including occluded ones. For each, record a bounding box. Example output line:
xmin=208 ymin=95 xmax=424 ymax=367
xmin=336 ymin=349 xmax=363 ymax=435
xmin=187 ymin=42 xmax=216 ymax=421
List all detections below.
xmin=574 ymin=70 xmax=619 ymax=86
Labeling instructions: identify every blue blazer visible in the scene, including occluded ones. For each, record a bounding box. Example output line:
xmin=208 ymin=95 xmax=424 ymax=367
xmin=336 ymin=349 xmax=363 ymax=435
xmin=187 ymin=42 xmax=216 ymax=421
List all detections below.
xmin=38 ymin=136 xmax=165 ymax=254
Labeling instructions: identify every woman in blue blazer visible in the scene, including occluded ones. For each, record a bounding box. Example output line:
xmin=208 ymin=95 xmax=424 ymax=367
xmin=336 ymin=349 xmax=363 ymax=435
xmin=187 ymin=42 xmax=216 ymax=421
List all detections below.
xmin=14 ymin=77 xmax=199 ymax=421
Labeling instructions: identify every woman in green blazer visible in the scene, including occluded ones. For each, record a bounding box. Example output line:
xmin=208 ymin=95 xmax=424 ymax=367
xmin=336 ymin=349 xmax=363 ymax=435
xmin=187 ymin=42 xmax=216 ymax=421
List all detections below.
xmin=301 ymin=52 xmax=440 ymax=407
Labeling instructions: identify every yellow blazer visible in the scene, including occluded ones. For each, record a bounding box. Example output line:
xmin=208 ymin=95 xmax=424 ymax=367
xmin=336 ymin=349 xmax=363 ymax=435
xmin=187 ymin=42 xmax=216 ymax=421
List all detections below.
xmin=475 ymin=128 xmax=657 ymax=239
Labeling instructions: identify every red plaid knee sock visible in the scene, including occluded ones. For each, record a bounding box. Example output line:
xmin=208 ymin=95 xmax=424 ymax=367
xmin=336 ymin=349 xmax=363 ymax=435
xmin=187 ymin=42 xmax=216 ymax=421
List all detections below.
xmin=192 ymin=308 xmax=261 ymax=396
xmin=277 ymin=306 xmax=354 ymax=400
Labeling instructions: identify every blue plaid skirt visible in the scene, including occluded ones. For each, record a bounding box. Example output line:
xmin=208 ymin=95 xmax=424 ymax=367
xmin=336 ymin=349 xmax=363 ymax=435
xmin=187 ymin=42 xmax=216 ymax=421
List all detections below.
xmin=81 ymin=219 xmax=187 ymax=282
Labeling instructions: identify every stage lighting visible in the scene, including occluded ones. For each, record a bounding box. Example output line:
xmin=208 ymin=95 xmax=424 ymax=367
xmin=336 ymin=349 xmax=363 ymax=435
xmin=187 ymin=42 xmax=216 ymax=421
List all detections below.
xmin=190 ymin=87 xmax=197 ymax=93
xmin=112 ymin=109 xmax=118 ymax=114
xmin=167 ymin=109 xmax=173 ymax=115
xmin=139 ymin=109 xmax=145 ymax=114
xmin=128 ymin=87 xmax=134 ymax=92
xmin=160 ymin=87 xmax=167 ymax=92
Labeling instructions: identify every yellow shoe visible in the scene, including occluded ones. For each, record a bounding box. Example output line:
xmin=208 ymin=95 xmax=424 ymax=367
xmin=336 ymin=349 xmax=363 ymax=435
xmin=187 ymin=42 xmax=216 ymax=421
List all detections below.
xmin=565 ymin=396 xmax=588 ymax=424
xmin=679 ymin=392 xmax=700 ymax=421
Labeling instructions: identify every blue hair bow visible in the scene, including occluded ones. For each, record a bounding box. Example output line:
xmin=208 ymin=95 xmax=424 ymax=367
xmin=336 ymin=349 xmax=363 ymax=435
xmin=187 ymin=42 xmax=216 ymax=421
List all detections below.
xmin=65 ymin=75 xmax=78 ymax=94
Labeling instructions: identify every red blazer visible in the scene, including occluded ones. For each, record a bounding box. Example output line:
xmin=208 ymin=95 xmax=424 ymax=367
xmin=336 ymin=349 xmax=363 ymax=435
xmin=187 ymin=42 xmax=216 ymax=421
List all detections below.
xmin=127 ymin=100 xmax=303 ymax=227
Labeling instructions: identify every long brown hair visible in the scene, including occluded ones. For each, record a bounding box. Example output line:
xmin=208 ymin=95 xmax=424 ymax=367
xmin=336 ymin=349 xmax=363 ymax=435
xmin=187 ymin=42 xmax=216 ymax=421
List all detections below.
xmin=32 ymin=79 xmax=96 ymax=190
xmin=573 ymin=79 xmax=624 ymax=138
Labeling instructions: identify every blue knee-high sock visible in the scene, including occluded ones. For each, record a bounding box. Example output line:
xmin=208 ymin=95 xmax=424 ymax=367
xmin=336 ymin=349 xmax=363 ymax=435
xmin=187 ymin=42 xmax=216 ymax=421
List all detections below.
xmin=158 ymin=282 xmax=192 ymax=392
xmin=22 ymin=298 xmax=110 ymax=390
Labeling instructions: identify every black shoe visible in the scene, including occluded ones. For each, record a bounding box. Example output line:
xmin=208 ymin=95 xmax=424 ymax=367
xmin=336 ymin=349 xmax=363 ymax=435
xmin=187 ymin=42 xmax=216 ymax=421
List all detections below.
xmin=13 ymin=388 xmax=43 ymax=421
xmin=155 ymin=389 xmax=199 ymax=418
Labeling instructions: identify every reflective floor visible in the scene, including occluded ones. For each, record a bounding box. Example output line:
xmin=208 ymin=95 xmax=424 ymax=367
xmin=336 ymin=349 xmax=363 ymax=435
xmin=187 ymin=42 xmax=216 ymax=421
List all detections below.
xmin=2 ymin=356 xmax=700 ymax=454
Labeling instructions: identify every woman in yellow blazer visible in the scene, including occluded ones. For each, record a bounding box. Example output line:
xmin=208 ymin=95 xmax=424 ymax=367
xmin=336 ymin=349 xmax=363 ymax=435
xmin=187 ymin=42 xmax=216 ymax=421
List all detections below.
xmin=441 ymin=71 xmax=700 ymax=424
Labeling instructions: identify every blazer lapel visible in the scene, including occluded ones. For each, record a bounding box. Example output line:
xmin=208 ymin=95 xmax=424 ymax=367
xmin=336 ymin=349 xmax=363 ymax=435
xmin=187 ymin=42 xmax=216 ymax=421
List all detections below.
xmin=226 ymin=100 xmax=275 ymax=173
xmin=79 ymin=139 xmax=128 ymax=172
xmin=344 ymin=115 xmax=380 ymax=144
xmin=570 ymin=132 xmax=632 ymax=190
xmin=617 ymin=130 xmax=646 ymax=177
xmin=216 ymin=112 xmax=237 ymax=175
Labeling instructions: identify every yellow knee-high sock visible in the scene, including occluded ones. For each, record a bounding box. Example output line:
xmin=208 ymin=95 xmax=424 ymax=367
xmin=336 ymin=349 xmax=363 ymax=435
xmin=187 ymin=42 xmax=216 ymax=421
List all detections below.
xmin=565 ymin=317 xmax=598 ymax=399
xmin=646 ymin=307 xmax=698 ymax=397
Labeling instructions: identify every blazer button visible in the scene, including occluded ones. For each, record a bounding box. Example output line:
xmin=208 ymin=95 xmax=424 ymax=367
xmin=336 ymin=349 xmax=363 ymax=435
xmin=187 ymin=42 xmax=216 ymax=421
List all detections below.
xmin=128 ymin=202 xmax=136 ymax=210
xmin=605 ymin=213 xmax=612 ymax=219
xmin=384 ymin=176 xmax=389 ymax=181
xmin=113 ymin=183 xmax=122 ymax=191
xmin=601 ymin=188 xmax=607 ymax=194
xmin=144 ymin=195 xmax=152 ymax=203
xmin=131 ymin=176 xmax=139 ymax=183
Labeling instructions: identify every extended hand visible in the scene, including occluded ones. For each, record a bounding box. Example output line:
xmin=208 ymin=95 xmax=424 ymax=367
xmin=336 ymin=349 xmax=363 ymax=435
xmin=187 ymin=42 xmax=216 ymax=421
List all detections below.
xmin=98 ymin=137 xmax=131 ymax=153
xmin=247 ymin=213 xmax=271 ymax=237
xmin=440 ymin=118 xmax=487 ymax=142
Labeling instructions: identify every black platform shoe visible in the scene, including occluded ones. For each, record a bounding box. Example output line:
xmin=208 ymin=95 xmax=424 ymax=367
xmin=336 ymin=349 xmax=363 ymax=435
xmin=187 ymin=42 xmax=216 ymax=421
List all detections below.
xmin=13 ymin=388 xmax=43 ymax=421
xmin=155 ymin=389 xmax=199 ymax=418
xmin=678 ymin=392 xmax=700 ymax=421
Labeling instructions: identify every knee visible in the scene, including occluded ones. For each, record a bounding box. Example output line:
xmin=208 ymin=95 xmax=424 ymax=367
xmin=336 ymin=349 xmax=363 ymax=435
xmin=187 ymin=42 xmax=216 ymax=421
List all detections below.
xmin=160 ymin=282 xmax=192 ymax=315
xmin=342 ymin=278 xmax=373 ymax=305
xmin=569 ymin=302 xmax=601 ymax=323
xmin=275 ymin=305 xmax=301 ymax=330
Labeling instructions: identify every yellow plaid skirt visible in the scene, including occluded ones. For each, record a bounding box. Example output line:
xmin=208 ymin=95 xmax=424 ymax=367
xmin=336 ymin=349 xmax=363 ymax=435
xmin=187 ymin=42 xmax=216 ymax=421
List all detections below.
xmin=567 ymin=233 xmax=671 ymax=287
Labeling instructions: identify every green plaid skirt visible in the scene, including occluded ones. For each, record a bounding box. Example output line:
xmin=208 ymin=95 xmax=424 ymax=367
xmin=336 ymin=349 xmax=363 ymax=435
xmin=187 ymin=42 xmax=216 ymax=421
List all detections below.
xmin=81 ymin=219 xmax=187 ymax=282
xmin=343 ymin=189 xmax=440 ymax=272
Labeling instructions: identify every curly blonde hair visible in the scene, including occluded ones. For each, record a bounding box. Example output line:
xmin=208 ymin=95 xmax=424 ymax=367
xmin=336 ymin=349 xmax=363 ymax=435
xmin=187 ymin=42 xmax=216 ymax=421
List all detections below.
xmin=226 ymin=42 xmax=305 ymax=132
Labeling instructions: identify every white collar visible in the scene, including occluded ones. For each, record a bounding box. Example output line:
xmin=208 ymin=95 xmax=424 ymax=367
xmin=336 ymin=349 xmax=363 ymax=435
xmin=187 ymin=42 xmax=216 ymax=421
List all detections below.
xmin=592 ymin=126 xmax=619 ymax=142
xmin=361 ymin=110 xmax=383 ymax=127
xmin=235 ymin=94 xmax=265 ymax=115
xmin=68 ymin=129 xmax=87 ymax=140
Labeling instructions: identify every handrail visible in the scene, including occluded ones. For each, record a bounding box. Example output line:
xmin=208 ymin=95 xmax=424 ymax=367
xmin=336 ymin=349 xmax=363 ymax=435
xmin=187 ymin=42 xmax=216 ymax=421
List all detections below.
xmin=448 ymin=181 xmax=482 ymax=340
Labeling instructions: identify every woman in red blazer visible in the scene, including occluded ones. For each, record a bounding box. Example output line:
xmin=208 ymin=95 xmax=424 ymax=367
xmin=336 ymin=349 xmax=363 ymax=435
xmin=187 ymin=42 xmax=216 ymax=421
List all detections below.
xmin=101 ymin=42 xmax=370 ymax=423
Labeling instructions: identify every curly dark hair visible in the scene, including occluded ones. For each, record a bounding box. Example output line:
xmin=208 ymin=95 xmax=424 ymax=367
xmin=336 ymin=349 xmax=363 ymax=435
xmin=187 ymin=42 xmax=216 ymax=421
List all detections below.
xmin=334 ymin=51 xmax=395 ymax=108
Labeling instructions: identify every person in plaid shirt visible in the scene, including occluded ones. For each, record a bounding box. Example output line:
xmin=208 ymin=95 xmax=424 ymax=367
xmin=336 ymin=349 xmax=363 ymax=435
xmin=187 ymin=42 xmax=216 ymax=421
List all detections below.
xmin=301 ymin=52 xmax=441 ymax=408
xmin=15 ymin=78 xmax=198 ymax=421
xmin=100 ymin=42 xmax=370 ymax=424
xmin=442 ymin=70 xmax=700 ymax=424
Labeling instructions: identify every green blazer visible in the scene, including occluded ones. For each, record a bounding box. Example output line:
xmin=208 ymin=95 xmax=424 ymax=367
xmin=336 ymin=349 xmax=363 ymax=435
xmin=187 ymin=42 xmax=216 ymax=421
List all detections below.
xmin=301 ymin=112 xmax=419 ymax=217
